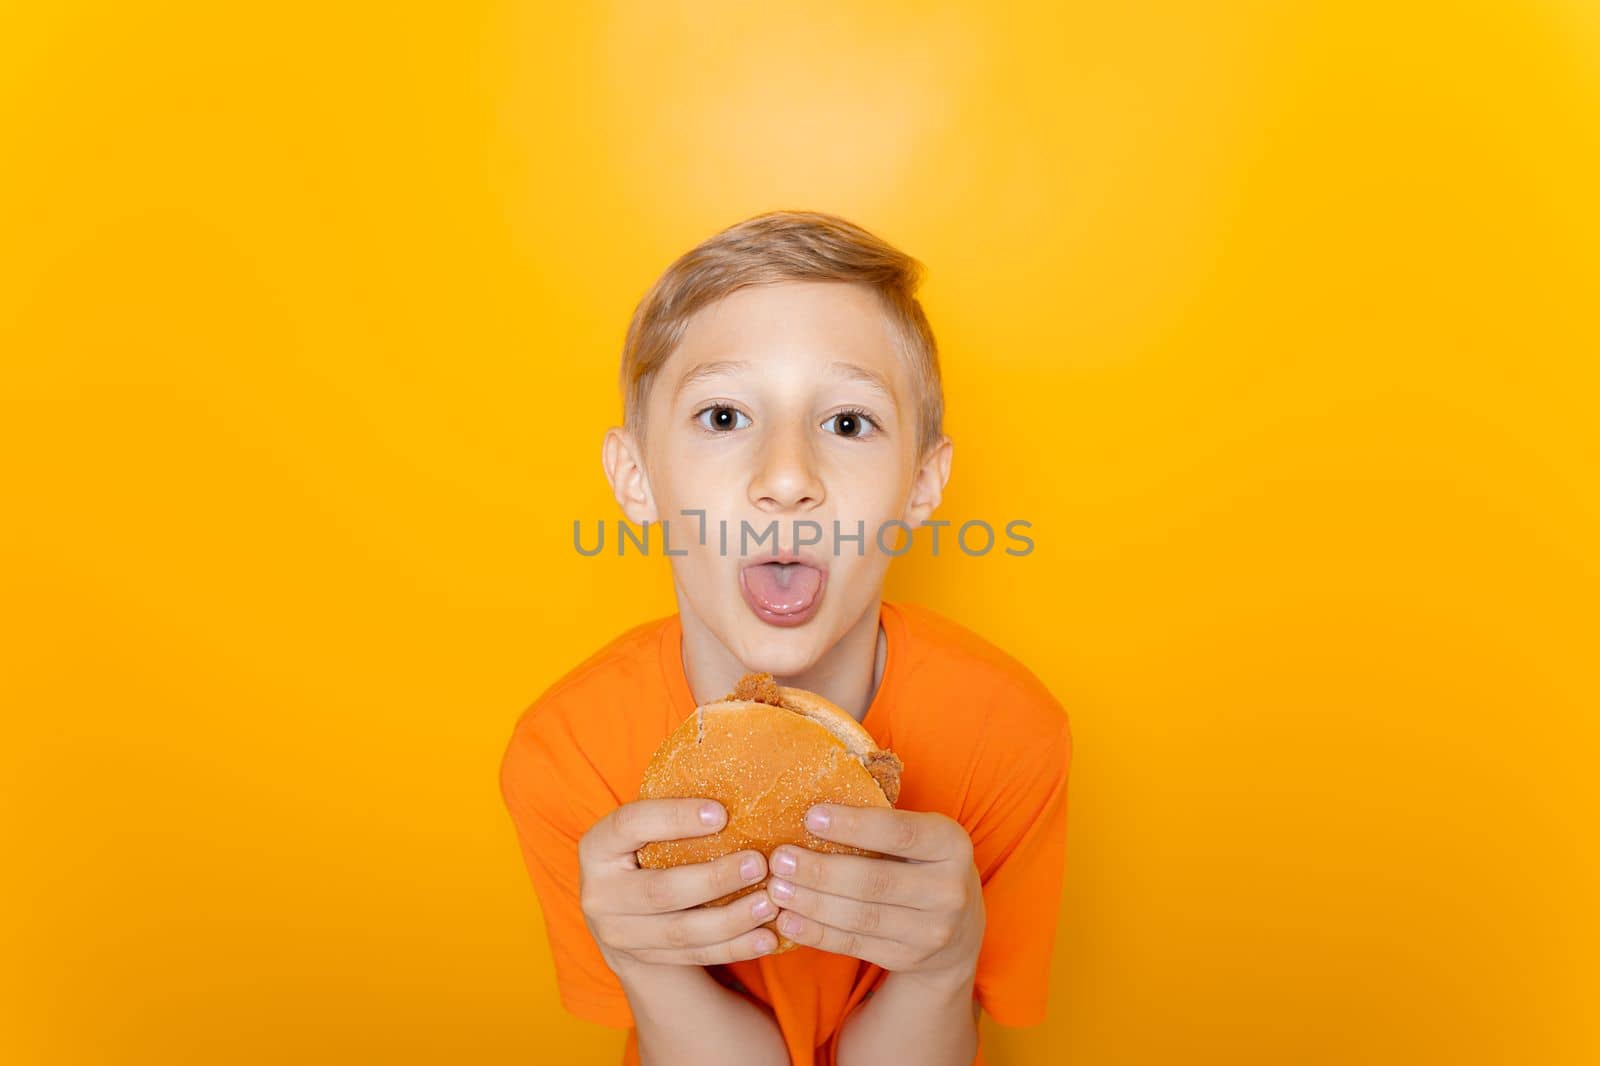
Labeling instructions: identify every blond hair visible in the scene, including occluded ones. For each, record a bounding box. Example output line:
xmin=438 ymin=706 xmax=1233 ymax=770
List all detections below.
xmin=619 ymin=209 xmax=945 ymax=456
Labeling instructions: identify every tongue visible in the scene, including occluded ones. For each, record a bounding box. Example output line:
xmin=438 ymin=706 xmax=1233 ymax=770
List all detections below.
xmin=744 ymin=563 xmax=823 ymax=614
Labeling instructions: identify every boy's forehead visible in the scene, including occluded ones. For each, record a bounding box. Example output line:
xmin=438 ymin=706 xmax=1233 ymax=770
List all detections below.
xmin=663 ymin=280 xmax=909 ymax=394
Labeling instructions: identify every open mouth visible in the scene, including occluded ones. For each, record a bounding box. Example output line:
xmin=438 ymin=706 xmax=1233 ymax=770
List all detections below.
xmin=738 ymin=560 xmax=827 ymax=627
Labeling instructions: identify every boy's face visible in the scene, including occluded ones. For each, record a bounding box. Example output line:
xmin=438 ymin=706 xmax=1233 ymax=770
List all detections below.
xmin=606 ymin=280 xmax=949 ymax=678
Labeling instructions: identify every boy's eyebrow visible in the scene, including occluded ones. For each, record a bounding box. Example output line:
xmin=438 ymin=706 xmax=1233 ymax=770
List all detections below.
xmin=672 ymin=358 xmax=896 ymax=405
xmin=827 ymin=361 xmax=896 ymax=405
xmin=673 ymin=359 xmax=750 ymax=401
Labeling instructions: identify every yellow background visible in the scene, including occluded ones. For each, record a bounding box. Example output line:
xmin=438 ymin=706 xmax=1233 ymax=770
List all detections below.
xmin=3 ymin=2 xmax=1596 ymax=1063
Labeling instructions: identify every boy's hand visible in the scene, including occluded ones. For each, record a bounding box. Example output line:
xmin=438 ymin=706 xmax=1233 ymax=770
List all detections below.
xmin=765 ymin=805 xmax=985 ymax=985
xmin=577 ymin=798 xmax=778 ymax=972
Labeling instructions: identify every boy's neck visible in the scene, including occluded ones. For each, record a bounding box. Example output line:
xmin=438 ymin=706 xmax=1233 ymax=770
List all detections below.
xmin=677 ymin=598 xmax=887 ymax=723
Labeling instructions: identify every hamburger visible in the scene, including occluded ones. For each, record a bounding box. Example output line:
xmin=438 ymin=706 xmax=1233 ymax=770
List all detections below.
xmin=635 ymin=671 xmax=905 ymax=954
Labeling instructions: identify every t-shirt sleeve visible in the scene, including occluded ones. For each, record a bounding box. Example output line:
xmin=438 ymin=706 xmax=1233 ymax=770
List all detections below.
xmin=968 ymin=716 xmax=1073 ymax=1027
xmin=498 ymin=708 xmax=636 ymax=1029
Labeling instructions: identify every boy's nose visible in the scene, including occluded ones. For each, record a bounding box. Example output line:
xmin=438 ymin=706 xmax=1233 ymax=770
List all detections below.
xmin=749 ymin=431 xmax=825 ymax=512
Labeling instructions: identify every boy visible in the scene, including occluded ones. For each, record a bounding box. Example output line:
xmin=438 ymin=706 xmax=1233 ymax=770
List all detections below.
xmin=499 ymin=210 xmax=1073 ymax=1066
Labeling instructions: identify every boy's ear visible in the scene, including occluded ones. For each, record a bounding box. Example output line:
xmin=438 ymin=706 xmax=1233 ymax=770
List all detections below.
xmin=903 ymin=434 xmax=953 ymax=527
xmin=601 ymin=426 xmax=659 ymax=526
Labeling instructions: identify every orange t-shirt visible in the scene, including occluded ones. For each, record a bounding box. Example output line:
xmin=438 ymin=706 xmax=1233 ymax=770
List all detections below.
xmin=498 ymin=600 xmax=1073 ymax=1066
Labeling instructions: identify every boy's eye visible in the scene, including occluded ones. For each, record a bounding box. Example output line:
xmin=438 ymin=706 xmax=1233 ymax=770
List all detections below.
xmin=822 ymin=410 xmax=878 ymax=439
xmin=696 ymin=405 xmax=751 ymax=432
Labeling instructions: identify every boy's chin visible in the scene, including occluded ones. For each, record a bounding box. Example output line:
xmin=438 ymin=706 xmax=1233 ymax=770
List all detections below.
xmin=723 ymin=615 xmax=835 ymax=679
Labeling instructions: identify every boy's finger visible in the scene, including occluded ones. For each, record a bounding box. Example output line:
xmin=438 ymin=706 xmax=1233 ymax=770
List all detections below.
xmin=804 ymin=805 xmax=957 ymax=862
xmin=764 ymin=877 xmax=925 ymax=942
xmin=767 ymin=846 xmax=935 ymax=909
xmin=609 ymin=888 xmax=779 ymax=952
xmin=601 ymin=797 xmax=727 ymax=857
xmin=628 ymin=850 xmax=768 ymax=914
xmin=631 ymin=925 xmax=779 ymax=968
xmin=772 ymin=908 xmax=901 ymax=969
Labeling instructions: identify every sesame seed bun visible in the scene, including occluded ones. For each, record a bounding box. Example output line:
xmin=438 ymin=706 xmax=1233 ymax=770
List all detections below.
xmin=635 ymin=672 xmax=904 ymax=954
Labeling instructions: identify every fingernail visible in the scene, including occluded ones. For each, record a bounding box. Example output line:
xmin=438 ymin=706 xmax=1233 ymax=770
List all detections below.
xmin=771 ymin=850 xmax=796 ymax=876
xmin=700 ymin=802 xmax=724 ymax=826
xmin=779 ymin=913 xmax=802 ymax=935
xmin=740 ymin=854 xmax=762 ymax=881
xmin=769 ymin=878 xmax=794 ymax=902
xmin=752 ymin=895 xmax=774 ymax=918
xmin=805 ymin=806 xmax=830 ymax=832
